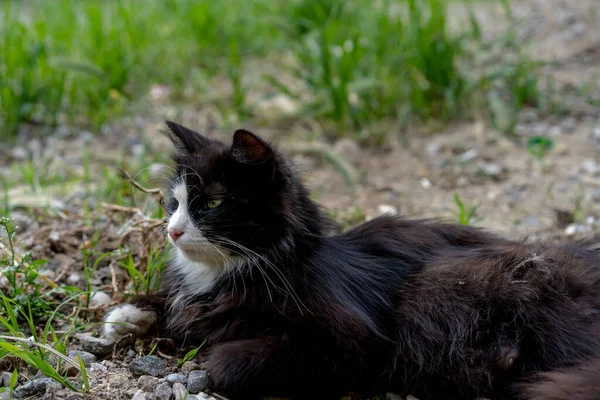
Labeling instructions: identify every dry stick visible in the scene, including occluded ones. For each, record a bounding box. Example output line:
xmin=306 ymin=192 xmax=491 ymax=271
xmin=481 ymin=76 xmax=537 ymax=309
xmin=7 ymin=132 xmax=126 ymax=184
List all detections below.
xmin=100 ymin=202 xmax=143 ymax=215
xmin=108 ymin=260 xmax=120 ymax=294
xmin=118 ymin=167 xmax=165 ymax=207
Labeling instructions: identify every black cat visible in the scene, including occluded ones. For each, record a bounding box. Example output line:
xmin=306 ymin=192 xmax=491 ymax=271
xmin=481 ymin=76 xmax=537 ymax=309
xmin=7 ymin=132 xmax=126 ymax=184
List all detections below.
xmin=102 ymin=121 xmax=600 ymax=400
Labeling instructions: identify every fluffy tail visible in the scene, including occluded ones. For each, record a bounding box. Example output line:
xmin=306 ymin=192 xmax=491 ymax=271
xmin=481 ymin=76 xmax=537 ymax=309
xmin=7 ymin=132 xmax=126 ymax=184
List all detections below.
xmin=516 ymin=358 xmax=600 ymax=400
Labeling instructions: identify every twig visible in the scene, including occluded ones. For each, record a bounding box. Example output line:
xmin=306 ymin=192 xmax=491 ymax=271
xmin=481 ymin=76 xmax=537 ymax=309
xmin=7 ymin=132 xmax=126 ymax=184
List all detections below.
xmin=108 ymin=260 xmax=119 ymax=294
xmin=157 ymin=348 xmax=175 ymax=360
xmin=100 ymin=202 xmax=143 ymax=215
xmin=118 ymin=167 xmax=165 ymax=207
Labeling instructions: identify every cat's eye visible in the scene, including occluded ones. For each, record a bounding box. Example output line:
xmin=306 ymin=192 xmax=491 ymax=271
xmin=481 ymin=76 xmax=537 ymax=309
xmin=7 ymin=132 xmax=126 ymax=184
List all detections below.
xmin=207 ymin=199 xmax=222 ymax=209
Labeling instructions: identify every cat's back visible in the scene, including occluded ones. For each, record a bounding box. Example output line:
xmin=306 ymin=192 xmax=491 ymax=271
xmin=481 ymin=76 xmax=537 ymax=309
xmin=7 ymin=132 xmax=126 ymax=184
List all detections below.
xmin=392 ymin=237 xmax=600 ymax=399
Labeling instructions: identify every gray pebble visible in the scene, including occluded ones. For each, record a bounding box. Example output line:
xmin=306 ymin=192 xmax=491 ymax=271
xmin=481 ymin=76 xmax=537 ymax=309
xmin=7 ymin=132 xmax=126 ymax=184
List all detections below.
xmin=11 ymin=146 xmax=28 ymax=160
xmin=131 ymin=389 xmax=152 ymax=400
xmin=580 ymin=159 xmax=600 ymax=176
xmin=180 ymin=361 xmax=200 ymax=375
xmin=138 ymin=375 xmax=159 ymax=392
xmin=0 ymin=392 xmax=9 ymax=400
xmin=186 ymin=370 xmax=209 ymax=394
xmin=14 ymin=378 xmax=54 ymax=398
xmin=76 ymin=333 xmax=127 ymax=355
xmin=131 ymin=356 xmax=165 ymax=377
xmin=68 ymin=350 xmax=97 ymax=366
xmin=90 ymin=362 xmax=108 ymax=371
xmin=565 ymin=224 xmax=592 ymax=237
xmin=0 ymin=371 xmax=12 ymax=387
xmin=155 ymin=382 xmax=173 ymax=400
xmin=458 ymin=149 xmax=479 ymax=163
xmin=173 ymin=383 xmax=188 ymax=400
xmin=592 ymin=189 xmax=600 ymax=203
xmin=165 ymin=373 xmax=187 ymax=385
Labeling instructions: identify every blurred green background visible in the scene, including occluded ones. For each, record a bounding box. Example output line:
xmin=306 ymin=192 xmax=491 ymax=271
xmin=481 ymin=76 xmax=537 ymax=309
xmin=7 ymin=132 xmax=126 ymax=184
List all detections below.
xmin=1 ymin=0 xmax=548 ymax=142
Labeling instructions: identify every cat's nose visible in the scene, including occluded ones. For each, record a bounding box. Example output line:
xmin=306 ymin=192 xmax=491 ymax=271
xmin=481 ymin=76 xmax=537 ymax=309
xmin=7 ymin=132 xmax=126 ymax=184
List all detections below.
xmin=169 ymin=229 xmax=184 ymax=241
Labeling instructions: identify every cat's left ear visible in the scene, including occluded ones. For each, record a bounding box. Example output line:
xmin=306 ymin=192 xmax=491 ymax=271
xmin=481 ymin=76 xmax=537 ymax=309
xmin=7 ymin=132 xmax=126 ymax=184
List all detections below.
xmin=230 ymin=129 xmax=276 ymax=179
xmin=230 ymin=130 xmax=273 ymax=165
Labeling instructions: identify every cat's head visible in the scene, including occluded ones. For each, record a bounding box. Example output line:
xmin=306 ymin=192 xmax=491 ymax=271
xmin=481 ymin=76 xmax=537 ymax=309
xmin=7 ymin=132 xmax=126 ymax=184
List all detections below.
xmin=161 ymin=121 xmax=323 ymax=269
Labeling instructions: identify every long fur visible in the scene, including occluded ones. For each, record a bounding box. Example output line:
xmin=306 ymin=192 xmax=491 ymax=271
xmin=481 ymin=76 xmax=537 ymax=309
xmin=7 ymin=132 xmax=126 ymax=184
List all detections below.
xmin=105 ymin=122 xmax=600 ymax=400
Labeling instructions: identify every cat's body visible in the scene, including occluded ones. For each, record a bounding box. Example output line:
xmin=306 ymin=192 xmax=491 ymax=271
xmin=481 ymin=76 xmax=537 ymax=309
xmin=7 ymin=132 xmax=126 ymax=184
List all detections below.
xmin=103 ymin=122 xmax=600 ymax=400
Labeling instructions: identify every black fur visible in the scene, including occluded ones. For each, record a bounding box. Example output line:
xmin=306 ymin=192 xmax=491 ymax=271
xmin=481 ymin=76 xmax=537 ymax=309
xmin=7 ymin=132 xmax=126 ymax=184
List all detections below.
xmin=125 ymin=121 xmax=600 ymax=400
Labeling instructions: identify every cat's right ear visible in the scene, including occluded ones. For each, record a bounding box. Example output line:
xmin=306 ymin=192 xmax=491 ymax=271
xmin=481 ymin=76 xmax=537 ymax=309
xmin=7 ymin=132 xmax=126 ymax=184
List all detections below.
xmin=163 ymin=121 xmax=210 ymax=153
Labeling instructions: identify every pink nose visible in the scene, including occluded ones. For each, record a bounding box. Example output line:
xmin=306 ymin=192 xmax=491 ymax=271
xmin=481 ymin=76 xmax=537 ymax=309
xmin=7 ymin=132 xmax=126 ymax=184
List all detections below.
xmin=169 ymin=230 xmax=184 ymax=241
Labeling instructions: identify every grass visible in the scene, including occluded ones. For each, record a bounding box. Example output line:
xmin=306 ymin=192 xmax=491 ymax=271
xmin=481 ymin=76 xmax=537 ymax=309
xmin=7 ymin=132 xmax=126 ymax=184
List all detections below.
xmin=0 ymin=217 xmax=94 ymax=393
xmin=453 ymin=193 xmax=483 ymax=226
xmin=1 ymin=0 xmax=551 ymax=142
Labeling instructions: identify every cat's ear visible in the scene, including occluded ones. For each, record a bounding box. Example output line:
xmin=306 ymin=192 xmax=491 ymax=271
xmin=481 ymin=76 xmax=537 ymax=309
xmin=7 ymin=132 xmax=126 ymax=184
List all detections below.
xmin=164 ymin=120 xmax=209 ymax=153
xmin=230 ymin=129 xmax=273 ymax=165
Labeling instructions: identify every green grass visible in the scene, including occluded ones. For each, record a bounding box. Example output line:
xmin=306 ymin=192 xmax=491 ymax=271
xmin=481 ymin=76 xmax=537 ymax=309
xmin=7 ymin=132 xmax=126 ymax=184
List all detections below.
xmin=453 ymin=193 xmax=483 ymax=226
xmin=1 ymin=0 xmax=550 ymax=142
xmin=0 ymin=217 xmax=94 ymax=393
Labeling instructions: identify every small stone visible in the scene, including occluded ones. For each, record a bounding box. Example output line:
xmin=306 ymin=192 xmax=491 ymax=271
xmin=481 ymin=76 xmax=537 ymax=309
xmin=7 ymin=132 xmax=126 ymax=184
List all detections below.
xmin=11 ymin=147 xmax=28 ymax=160
xmin=480 ymin=163 xmax=506 ymax=179
xmin=458 ymin=149 xmax=479 ymax=163
xmin=131 ymin=389 xmax=151 ymax=400
xmin=13 ymin=378 xmax=54 ymax=398
xmin=67 ymin=272 xmax=81 ymax=284
xmin=45 ymin=380 xmax=62 ymax=394
xmin=592 ymin=189 xmax=600 ymax=203
xmin=580 ymin=159 xmax=600 ymax=175
xmin=90 ymin=362 xmax=108 ymax=371
xmin=155 ymin=382 xmax=173 ymax=400
xmin=406 ymin=396 xmax=420 ymax=400
xmin=0 ymin=392 xmax=10 ymax=400
xmin=1 ymin=371 xmax=12 ymax=387
xmin=425 ymin=142 xmax=442 ymax=158
xmin=165 ymin=373 xmax=187 ymax=385
xmin=68 ymin=350 xmax=96 ymax=366
xmin=109 ymin=373 xmax=130 ymax=388
xmin=89 ymin=292 xmax=112 ymax=307
xmin=565 ymin=224 xmax=592 ymax=237
xmin=186 ymin=370 xmax=209 ymax=394
xmin=138 ymin=375 xmax=159 ymax=392
xmin=180 ymin=361 xmax=200 ymax=375
xmin=131 ymin=356 xmax=165 ymax=377
xmin=75 ymin=333 xmax=125 ymax=355
xmin=173 ymin=382 xmax=188 ymax=400
xmin=420 ymin=178 xmax=432 ymax=189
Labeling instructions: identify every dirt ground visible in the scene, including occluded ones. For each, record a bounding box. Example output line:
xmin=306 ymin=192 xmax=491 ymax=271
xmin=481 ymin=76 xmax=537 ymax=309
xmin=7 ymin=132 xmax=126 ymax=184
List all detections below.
xmin=1 ymin=0 xmax=600 ymax=399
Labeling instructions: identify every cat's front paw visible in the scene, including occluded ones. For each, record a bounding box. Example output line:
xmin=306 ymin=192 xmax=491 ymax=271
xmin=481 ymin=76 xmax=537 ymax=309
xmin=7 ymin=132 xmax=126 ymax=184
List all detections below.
xmin=102 ymin=304 xmax=157 ymax=343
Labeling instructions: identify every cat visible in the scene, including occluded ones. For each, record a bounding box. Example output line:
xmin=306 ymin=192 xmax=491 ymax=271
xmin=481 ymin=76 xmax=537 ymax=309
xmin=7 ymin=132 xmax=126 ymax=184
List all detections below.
xmin=101 ymin=121 xmax=600 ymax=400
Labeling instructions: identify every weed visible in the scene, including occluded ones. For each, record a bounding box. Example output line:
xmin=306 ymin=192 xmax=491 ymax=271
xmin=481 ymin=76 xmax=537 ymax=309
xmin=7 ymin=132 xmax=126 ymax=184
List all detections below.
xmin=527 ymin=136 xmax=555 ymax=161
xmin=177 ymin=340 xmax=207 ymax=367
xmin=453 ymin=193 xmax=483 ymax=226
xmin=120 ymin=247 xmax=168 ymax=296
xmin=1 ymin=0 xmax=551 ymax=141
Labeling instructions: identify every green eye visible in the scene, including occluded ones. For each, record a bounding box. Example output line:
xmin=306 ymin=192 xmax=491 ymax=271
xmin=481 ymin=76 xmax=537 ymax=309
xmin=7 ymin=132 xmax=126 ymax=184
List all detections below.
xmin=207 ymin=199 xmax=222 ymax=209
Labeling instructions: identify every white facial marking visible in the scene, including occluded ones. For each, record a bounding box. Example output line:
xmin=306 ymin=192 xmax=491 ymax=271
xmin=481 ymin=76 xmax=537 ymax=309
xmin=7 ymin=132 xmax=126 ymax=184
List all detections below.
xmin=167 ymin=183 xmax=190 ymax=240
xmin=166 ymin=181 xmax=235 ymax=300
xmin=102 ymin=304 xmax=157 ymax=343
